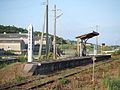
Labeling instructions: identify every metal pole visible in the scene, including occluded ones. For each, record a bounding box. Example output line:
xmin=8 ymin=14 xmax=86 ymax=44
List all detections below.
xmin=80 ymin=39 xmax=83 ymax=56
xmin=96 ymin=25 xmax=98 ymax=55
xmin=53 ymin=5 xmax=56 ymax=59
xmin=46 ymin=0 xmax=49 ymax=59
xmin=92 ymin=56 xmax=96 ymax=89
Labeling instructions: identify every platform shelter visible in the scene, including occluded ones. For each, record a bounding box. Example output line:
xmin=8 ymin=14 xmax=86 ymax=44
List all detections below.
xmin=76 ymin=31 xmax=99 ymax=56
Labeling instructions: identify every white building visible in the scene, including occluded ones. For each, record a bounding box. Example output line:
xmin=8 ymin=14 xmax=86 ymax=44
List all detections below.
xmin=0 ymin=32 xmax=52 ymax=55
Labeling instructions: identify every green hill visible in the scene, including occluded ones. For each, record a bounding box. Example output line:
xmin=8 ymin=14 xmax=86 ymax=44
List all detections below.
xmin=0 ymin=25 xmax=27 ymax=33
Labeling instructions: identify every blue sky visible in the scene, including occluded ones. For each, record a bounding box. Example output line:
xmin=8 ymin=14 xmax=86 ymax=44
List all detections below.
xmin=0 ymin=0 xmax=120 ymax=45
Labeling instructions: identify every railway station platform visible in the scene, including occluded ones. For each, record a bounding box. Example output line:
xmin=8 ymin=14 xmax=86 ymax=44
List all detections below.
xmin=24 ymin=55 xmax=111 ymax=75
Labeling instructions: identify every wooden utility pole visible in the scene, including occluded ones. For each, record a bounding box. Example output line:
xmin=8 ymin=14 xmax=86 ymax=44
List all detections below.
xmin=52 ymin=5 xmax=63 ymax=59
xmin=38 ymin=6 xmax=46 ymax=59
xmin=46 ymin=0 xmax=49 ymax=59
xmin=53 ymin=5 xmax=57 ymax=59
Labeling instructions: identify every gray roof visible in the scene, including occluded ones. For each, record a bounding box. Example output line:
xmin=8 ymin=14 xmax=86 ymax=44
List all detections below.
xmin=0 ymin=33 xmax=28 ymax=38
xmin=0 ymin=40 xmax=24 ymax=43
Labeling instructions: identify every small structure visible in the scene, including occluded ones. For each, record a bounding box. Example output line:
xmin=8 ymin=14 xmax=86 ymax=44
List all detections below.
xmin=76 ymin=31 xmax=99 ymax=56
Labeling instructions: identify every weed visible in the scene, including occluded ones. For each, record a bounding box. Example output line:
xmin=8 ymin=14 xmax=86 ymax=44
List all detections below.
xmin=50 ymin=86 xmax=57 ymax=90
xmin=14 ymin=75 xmax=25 ymax=82
xmin=72 ymin=80 xmax=82 ymax=89
xmin=58 ymin=78 xmax=69 ymax=85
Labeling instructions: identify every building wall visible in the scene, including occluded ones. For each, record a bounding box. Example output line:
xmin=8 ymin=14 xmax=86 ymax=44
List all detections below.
xmin=0 ymin=43 xmax=20 ymax=51
xmin=0 ymin=43 xmax=22 ymax=54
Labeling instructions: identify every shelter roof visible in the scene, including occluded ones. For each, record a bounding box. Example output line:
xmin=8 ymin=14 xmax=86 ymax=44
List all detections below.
xmin=76 ymin=31 xmax=99 ymax=40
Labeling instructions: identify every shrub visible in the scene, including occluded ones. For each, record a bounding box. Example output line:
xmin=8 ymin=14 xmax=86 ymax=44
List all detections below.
xmin=3 ymin=50 xmax=14 ymax=55
xmin=18 ymin=56 xmax=27 ymax=62
xmin=48 ymin=52 xmax=53 ymax=59
xmin=39 ymin=54 xmax=46 ymax=60
xmin=39 ymin=52 xmax=53 ymax=60
xmin=112 ymin=50 xmax=120 ymax=56
xmin=0 ymin=64 xmax=6 ymax=69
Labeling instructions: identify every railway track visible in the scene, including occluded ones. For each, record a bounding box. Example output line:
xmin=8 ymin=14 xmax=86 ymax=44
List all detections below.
xmin=0 ymin=59 xmax=113 ymax=90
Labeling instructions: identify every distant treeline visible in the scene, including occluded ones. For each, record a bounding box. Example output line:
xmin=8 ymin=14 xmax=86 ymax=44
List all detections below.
xmin=0 ymin=25 xmax=28 ymax=33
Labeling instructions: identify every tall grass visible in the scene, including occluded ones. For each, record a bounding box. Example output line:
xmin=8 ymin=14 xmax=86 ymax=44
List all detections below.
xmin=118 ymin=65 xmax=120 ymax=78
xmin=102 ymin=66 xmax=120 ymax=90
xmin=103 ymin=77 xmax=120 ymax=90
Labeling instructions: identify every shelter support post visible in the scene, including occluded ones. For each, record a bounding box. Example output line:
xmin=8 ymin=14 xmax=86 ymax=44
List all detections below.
xmin=77 ymin=38 xmax=80 ymax=56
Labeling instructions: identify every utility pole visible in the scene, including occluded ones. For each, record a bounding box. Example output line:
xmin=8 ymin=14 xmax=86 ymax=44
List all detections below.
xmin=96 ymin=25 xmax=99 ymax=55
xmin=61 ymin=38 xmax=63 ymax=50
xmin=52 ymin=5 xmax=63 ymax=59
xmin=38 ymin=6 xmax=46 ymax=59
xmin=46 ymin=0 xmax=49 ymax=59
xmin=53 ymin=5 xmax=57 ymax=59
